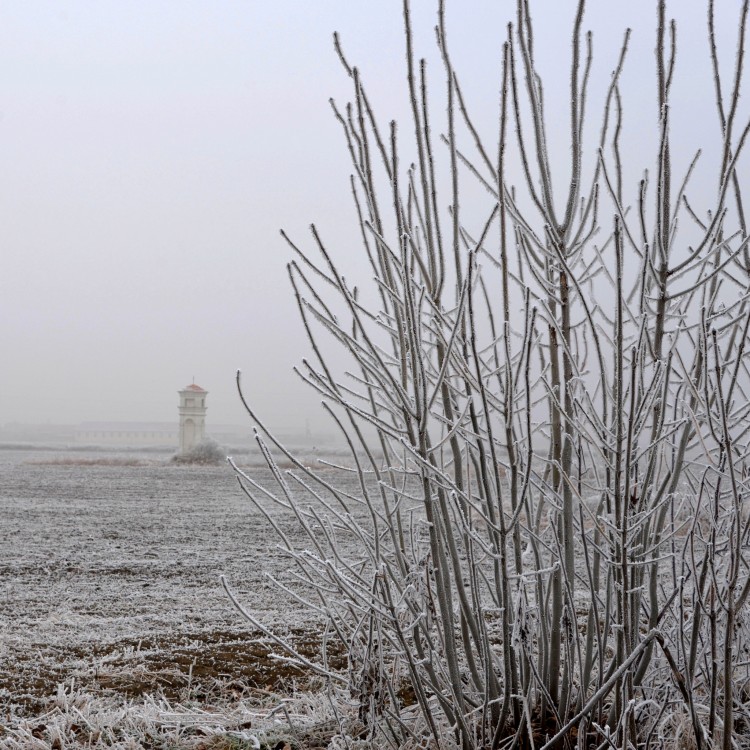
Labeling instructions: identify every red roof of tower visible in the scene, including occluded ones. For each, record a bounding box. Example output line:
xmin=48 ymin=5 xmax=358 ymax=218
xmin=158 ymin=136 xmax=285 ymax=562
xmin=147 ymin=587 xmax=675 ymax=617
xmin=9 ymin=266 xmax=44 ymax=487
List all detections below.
xmin=182 ymin=383 xmax=207 ymax=392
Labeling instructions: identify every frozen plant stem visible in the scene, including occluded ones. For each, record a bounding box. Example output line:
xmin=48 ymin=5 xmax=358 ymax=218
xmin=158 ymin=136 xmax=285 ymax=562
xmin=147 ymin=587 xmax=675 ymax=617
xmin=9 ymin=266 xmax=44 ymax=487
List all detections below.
xmin=226 ymin=2 xmax=750 ymax=747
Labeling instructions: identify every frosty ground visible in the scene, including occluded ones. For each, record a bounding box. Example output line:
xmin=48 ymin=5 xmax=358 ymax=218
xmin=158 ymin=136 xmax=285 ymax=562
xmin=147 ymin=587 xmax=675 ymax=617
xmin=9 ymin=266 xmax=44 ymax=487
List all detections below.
xmin=0 ymin=445 xmax=354 ymax=747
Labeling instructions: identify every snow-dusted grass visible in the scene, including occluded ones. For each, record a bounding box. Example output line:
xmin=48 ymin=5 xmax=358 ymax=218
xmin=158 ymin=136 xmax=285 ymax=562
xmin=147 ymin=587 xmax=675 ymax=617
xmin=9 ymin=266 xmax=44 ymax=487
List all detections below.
xmin=0 ymin=676 xmax=362 ymax=749
xmin=1 ymin=677 xmax=361 ymax=749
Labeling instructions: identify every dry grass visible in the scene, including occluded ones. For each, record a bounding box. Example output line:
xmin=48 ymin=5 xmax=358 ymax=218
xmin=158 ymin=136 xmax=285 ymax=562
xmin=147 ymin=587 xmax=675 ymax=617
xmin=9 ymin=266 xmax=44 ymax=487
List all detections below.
xmin=23 ymin=457 xmax=150 ymax=467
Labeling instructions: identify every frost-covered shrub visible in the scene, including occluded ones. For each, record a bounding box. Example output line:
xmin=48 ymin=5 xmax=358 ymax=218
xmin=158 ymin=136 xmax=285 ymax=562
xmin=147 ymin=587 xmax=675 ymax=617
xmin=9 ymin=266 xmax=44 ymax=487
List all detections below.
xmin=173 ymin=439 xmax=224 ymax=465
xmin=224 ymin=2 xmax=750 ymax=748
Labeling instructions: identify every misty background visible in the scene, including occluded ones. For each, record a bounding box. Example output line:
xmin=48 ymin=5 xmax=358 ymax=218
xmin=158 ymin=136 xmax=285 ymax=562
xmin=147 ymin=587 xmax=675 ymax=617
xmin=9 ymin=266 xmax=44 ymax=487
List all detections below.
xmin=0 ymin=1 xmax=741 ymax=435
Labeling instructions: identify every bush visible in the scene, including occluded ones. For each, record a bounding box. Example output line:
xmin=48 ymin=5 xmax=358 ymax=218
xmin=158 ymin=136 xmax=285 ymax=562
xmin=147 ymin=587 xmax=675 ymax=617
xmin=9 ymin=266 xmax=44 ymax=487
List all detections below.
xmin=173 ymin=439 xmax=225 ymax=466
xmin=224 ymin=2 xmax=750 ymax=748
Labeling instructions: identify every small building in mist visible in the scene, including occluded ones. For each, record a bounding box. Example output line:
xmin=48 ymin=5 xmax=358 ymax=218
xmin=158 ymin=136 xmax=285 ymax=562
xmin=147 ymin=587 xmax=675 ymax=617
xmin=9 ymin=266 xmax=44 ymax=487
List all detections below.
xmin=178 ymin=383 xmax=207 ymax=453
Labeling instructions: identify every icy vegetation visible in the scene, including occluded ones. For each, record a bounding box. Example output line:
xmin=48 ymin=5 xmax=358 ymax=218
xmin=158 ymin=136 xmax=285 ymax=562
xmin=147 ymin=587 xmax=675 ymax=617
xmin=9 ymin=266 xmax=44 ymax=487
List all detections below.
xmin=220 ymin=1 xmax=750 ymax=748
xmin=172 ymin=439 xmax=226 ymax=466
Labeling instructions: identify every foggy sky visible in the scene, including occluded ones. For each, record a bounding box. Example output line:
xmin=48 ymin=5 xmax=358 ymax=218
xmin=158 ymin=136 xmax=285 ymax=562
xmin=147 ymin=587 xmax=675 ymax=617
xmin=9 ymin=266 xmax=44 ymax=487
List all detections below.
xmin=0 ymin=1 xmax=742 ymax=433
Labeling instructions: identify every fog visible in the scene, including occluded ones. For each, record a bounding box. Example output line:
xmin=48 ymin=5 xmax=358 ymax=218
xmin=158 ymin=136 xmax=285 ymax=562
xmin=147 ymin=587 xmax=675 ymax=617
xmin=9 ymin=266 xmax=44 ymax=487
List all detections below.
xmin=0 ymin=1 xmax=742 ymax=434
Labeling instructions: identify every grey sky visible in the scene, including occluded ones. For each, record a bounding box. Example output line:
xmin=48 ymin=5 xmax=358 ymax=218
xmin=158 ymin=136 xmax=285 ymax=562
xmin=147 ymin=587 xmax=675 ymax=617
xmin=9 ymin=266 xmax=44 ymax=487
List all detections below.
xmin=0 ymin=1 xmax=742 ymax=431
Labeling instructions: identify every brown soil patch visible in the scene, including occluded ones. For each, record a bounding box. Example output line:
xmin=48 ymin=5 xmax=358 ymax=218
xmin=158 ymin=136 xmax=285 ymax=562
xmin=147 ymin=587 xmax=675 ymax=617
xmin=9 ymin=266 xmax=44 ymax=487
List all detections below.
xmin=1 ymin=629 xmax=347 ymax=718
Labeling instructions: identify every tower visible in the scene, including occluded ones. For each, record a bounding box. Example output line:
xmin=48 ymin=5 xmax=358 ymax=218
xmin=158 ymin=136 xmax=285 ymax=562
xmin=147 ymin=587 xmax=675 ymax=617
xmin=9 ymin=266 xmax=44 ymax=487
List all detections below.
xmin=178 ymin=383 xmax=208 ymax=453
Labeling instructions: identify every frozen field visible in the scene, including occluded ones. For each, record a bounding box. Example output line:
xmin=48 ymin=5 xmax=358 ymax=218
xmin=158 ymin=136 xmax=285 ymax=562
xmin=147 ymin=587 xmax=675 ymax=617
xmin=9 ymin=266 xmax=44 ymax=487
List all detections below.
xmin=0 ymin=446 xmax=349 ymax=737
